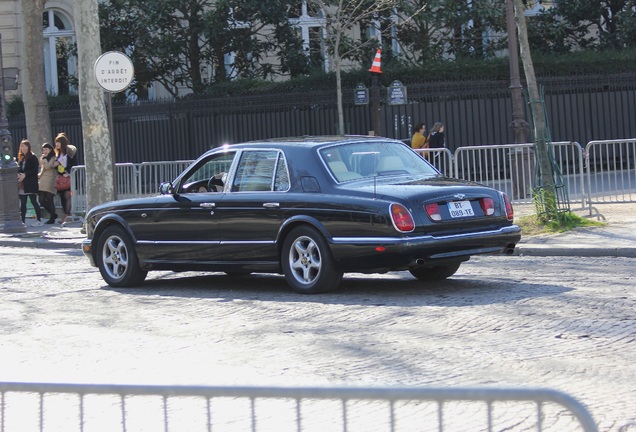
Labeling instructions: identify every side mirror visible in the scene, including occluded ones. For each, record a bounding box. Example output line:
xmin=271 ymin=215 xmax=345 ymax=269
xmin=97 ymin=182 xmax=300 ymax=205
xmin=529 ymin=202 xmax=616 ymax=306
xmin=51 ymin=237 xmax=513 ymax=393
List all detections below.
xmin=159 ymin=182 xmax=175 ymax=195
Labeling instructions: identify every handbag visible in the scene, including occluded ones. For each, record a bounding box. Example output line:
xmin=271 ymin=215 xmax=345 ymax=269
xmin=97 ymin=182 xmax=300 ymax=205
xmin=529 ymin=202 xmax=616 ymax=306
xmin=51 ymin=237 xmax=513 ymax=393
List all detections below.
xmin=55 ymin=175 xmax=71 ymax=191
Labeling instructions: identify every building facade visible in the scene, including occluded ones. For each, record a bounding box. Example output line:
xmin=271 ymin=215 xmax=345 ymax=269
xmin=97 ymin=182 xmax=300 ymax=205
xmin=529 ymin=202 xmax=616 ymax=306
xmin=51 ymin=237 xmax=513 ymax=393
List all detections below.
xmin=1 ymin=0 xmax=76 ymax=99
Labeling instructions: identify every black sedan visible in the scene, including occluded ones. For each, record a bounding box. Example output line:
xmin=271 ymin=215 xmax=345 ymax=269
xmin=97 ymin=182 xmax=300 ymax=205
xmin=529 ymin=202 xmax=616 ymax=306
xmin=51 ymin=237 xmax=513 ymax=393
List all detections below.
xmin=82 ymin=136 xmax=520 ymax=294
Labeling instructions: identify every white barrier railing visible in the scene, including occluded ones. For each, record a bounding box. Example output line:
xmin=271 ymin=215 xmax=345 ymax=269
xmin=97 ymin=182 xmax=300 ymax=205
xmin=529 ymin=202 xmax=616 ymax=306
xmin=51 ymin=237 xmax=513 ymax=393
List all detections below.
xmin=0 ymin=382 xmax=598 ymax=432
xmin=137 ymin=160 xmax=194 ymax=196
xmin=413 ymin=148 xmax=454 ymax=177
xmin=585 ymin=139 xmax=636 ymax=204
xmin=453 ymin=141 xmax=585 ymax=208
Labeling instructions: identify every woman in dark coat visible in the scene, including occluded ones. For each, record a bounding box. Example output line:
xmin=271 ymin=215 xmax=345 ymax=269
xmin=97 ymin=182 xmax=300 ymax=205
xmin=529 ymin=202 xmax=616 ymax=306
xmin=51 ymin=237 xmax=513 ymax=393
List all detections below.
xmin=17 ymin=139 xmax=43 ymax=226
xmin=428 ymin=122 xmax=445 ymax=149
xmin=52 ymin=132 xmax=77 ymax=223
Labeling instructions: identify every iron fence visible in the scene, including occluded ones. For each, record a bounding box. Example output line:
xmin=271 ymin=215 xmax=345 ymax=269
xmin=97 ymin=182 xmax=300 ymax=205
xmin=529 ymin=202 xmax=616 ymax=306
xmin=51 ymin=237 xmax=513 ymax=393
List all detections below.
xmin=7 ymin=75 xmax=636 ymax=165
xmin=0 ymin=382 xmax=598 ymax=432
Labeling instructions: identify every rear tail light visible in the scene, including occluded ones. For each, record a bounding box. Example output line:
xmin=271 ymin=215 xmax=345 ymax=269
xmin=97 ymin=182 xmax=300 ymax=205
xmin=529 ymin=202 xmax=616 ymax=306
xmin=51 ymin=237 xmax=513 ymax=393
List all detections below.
xmin=424 ymin=203 xmax=442 ymax=221
xmin=502 ymin=193 xmax=514 ymax=220
xmin=480 ymin=197 xmax=495 ymax=216
xmin=390 ymin=203 xmax=415 ymax=232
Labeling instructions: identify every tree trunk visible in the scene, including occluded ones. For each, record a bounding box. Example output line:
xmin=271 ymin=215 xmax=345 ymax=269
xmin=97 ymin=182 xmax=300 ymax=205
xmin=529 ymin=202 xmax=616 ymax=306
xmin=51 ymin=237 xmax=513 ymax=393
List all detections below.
xmin=20 ymin=0 xmax=51 ymax=155
xmin=75 ymin=0 xmax=115 ymax=209
xmin=513 ymin=0 xmax=556 ymax=211
xmin=335 ymin=58 xmax=345 ymax=135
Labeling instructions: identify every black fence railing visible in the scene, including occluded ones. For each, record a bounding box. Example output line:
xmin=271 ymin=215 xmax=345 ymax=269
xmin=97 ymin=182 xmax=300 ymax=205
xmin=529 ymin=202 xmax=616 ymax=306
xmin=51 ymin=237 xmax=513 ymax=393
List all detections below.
xmin=7 ymin=74 xmax=636 ymax=164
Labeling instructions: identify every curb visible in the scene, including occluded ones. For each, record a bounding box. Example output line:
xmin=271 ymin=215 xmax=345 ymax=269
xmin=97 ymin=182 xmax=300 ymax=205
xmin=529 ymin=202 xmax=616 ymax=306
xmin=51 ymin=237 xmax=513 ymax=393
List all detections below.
xmin=0 ymin=238 xmax=83 ymax=250
xmin=515 ymin=245 xmax=636 ymax=258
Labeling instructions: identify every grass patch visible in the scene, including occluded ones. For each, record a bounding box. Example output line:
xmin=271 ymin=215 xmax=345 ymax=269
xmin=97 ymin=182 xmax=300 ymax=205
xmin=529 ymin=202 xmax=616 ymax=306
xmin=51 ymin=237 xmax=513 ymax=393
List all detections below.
xmin=516 ymin=212 xmax=605 ymax=236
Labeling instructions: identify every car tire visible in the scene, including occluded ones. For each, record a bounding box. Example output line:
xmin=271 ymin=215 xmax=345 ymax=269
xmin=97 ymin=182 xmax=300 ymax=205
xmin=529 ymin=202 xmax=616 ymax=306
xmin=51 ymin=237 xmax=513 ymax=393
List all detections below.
xmin=282 ymin=226 xmax=343 ymax=294
xmin=96 ymin=225 xmax=147 ymax=287
xmin=408 ymin=261 xmax=462 ymax=281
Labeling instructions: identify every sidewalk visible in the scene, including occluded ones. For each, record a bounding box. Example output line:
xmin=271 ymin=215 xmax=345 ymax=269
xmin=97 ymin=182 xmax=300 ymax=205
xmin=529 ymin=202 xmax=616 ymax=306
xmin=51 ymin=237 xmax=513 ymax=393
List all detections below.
xmin=0 ymin=218 xmax=86 ymax=250
xmin=1 ymin=203 xmax=636 ymax=257
xmin=514 ymin=202 xmax=636 ymax=258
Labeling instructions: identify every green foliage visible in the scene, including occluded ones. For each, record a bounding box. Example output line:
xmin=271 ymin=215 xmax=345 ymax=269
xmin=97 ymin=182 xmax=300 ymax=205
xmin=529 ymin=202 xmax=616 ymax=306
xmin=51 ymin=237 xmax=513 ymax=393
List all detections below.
xmin=517 ymin=212 xmax=605 ymax=236
xmin=6 ymin=95 xmax=24 ymax=117
xmin=396 ymin=0 xmax=507 ymax=64
xmin=6 ymin=94 xmax=80 ymax=117
xmin=98 ymin=0 xmax=309 ymax=98
xmin=93 ymin=0 xmax=636 ymax=101
xmin=192 ymin=47 xmax=636 ymax=98
xmin=527 ymin=0 xmax=636 ymax=52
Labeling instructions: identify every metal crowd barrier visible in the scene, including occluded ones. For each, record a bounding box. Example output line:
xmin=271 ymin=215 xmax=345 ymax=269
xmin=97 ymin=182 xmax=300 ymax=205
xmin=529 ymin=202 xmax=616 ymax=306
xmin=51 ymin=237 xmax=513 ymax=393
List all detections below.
xmin=64 ymin=139 xmax=634 ymax=220
xmin=584 ymin=139 xmax=636 ymax=205
xmin=0 ymin=382 xmax=598 ymax=432
xmin=68 ymin=164 xmax=138 ymax=222
xmin=137 ymin=160 xmax=194 ymax=196
xmin=413 ymin=148 xmax=454 ymax=177
xmin=452 ymin=141 xmax=586 ymax=208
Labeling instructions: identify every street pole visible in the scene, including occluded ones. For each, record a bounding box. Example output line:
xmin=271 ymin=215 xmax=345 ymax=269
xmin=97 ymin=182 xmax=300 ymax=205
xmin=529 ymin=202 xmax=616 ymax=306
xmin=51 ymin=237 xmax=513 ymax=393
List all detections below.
xmin=506 ymin=0 xmax=530 ymax=144
xmin=506 ymin=0 xmax=533 ymax=199
xmin=0 ymin=33 xmax=26 ymax=233
xmin=369 ymin=73 xmax=382 ymax=136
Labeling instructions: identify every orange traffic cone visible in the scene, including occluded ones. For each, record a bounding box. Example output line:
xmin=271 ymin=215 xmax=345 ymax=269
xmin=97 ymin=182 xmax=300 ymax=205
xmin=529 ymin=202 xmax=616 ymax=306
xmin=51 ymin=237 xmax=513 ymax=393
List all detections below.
xmin=368 ymin=49 xmax=382 ymax=74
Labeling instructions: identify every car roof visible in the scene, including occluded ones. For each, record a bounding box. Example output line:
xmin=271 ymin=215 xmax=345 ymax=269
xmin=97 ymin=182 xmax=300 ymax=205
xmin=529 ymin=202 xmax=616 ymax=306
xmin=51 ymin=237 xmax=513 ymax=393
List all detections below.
xmin=228 ymin=135 xmax=404 ymax=149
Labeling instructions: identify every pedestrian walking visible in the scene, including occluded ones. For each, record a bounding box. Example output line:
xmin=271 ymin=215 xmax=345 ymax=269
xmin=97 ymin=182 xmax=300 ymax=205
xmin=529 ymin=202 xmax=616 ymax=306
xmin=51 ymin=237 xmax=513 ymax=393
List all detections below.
xmin=38 ymin=142 xmax=58 ymax=224
xmin=428 ymin=122 xmax=446 ymax=169
xmin=410 ymin=123 xmax=428 ymax=150
xmin=52 ymin=132 xmax=77 ymax=224
xmin=428 ymin=122 xmax=445 ymax=149
xmin=17 ymin=139 xmax=44 ymax=226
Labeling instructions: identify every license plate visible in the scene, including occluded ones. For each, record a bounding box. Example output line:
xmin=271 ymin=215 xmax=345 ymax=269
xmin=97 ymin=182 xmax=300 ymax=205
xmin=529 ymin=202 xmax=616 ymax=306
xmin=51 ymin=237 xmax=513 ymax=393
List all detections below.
xmin=447 ymin=200 xmax=475 ymax=218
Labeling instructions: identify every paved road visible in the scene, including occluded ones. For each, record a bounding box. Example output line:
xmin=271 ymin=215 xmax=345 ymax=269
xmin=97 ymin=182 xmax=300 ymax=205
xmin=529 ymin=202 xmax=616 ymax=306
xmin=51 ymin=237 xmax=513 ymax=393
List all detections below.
xmin=1 ymin=246 xmax=634 ymax=431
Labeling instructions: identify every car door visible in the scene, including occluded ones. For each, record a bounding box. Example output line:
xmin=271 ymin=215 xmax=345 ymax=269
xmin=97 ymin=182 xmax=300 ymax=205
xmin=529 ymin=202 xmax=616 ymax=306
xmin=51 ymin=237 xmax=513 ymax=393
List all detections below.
xmin=214 ymin=149 xmax=290 ymax=262
xmin=145 ymin=152 xmax=236 ymax=262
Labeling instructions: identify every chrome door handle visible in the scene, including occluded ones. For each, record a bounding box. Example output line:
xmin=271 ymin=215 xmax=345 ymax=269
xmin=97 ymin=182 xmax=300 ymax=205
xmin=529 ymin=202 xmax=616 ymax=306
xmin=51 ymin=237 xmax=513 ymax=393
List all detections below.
xmin=200 ymin=203 xmax=216 ymax=208
xmin=263 ymin=202 xmax=280 ymax=208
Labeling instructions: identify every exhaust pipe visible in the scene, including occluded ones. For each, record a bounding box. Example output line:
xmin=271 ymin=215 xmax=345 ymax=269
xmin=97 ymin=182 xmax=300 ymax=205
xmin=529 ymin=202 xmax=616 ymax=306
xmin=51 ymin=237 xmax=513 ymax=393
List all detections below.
xmin=504 ymin=244 xmax=516 ymax=255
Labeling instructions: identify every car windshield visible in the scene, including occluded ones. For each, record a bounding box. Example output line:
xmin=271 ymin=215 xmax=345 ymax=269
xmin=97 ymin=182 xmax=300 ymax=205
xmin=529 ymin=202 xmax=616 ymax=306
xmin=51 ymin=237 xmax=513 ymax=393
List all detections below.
xmin=319 ymin=141 xmax=439 ymax=182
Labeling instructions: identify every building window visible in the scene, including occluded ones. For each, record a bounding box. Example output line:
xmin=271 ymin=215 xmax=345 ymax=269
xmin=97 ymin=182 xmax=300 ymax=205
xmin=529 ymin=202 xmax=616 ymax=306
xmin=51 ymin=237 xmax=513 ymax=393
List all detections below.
xmin=288 ymin=0 xmax=327 ymax=72
xmin=43 ymin=9 xmax=77 ymax=95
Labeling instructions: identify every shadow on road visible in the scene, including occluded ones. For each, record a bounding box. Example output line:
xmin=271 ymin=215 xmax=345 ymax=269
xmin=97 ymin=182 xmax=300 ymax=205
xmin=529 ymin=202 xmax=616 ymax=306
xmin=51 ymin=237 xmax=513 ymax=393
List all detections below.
xmin=103 ymin=270 xmax=573 ymax=308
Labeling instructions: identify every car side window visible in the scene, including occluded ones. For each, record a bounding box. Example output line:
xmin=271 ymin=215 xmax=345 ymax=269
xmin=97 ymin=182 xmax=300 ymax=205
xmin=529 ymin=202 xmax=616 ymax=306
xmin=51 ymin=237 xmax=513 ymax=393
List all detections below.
xmin=180 ymin=152 xmax=235 ymax=193
xmin=232 ymin=150 xmax=288 ymax=192
xmin=274 ymin=153 xmax=290 ymax=191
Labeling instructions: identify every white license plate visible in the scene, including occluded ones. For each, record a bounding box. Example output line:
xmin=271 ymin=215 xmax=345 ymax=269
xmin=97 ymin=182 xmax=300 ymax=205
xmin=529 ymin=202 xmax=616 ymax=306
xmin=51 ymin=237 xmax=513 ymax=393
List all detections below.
xmin=447 ymin=200 xmax=475 ymax=218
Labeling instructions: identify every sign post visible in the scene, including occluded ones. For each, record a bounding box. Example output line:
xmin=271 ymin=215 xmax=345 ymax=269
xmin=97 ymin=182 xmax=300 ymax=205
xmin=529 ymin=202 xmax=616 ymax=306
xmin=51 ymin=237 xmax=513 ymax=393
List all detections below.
xmin=93 ymin=51 xmax=134 ymax=198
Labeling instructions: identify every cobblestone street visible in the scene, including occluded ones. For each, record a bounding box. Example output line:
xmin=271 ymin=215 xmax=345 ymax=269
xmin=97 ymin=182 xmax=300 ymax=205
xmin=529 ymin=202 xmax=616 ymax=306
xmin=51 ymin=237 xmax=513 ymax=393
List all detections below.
xmin=1 ymin=246 xmax=634 ymax=431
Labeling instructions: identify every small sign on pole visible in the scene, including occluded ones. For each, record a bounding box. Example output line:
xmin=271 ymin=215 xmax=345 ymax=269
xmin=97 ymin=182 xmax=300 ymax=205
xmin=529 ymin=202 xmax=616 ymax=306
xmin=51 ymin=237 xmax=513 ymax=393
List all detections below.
xmin=94 ymin=51 xmax=134 ymax=93
xmin=354 ymin=83 xmax=369 ymax=105
xmin=387 ymin=80 xmax=407 ymax=105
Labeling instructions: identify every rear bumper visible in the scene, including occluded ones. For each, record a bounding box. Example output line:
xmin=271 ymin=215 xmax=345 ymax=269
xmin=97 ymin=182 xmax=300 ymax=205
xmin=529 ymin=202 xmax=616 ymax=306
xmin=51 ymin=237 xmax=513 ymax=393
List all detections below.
xmin=330 ymin=225 xmax=521 ymax=270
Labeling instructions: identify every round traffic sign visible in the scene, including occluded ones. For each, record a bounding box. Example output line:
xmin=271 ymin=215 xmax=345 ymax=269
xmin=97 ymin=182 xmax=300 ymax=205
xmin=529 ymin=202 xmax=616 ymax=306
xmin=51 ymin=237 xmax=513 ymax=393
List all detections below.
xmin=94 ymin=51 xmax=134 ymax=93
